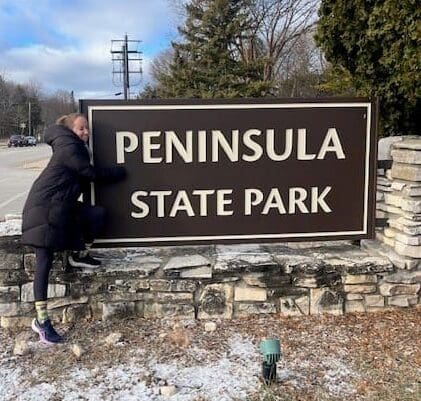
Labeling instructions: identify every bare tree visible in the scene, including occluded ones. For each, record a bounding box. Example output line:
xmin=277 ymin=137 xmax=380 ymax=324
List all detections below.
xmin=41 ymin=90 xmax=76 ymax=128
xmin=166 ymin=0 xmax=188 ymax=21
xmin=150 ymin=48 xmax=174 ymax=82
xmin=0 ymin=74 xmax=77 ymax=141
xmin=137 ymin=48 xmax=175 ymax=98
xmin=0 ymin=75 xmax=15 ymax=139
xmin=273 ymin=29 xmax=327 ymax=96
xmin=249 ymin=0 xmax=319 ymax=84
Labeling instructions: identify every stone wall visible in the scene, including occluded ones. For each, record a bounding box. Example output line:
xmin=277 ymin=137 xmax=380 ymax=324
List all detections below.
xmin=0 ymin=236 xmax=419 ymax=328
xmin=1 ymin=136 xmax=420 ymax=328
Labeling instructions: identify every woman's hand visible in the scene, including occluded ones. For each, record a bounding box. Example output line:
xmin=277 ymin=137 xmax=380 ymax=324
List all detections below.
xmin=95 ymin=166 xmax=127 ymax=183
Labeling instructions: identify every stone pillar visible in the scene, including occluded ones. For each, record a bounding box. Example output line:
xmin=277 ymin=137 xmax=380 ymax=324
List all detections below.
xmin=384 ymin=139 xmax=421 ymax=264
xmin=362 ymin=136 xmax=421 ymax=308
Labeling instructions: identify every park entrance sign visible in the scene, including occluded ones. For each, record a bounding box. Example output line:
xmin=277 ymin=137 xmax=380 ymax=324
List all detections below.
xmin=80 ymin=99 xmax=377 ymax=247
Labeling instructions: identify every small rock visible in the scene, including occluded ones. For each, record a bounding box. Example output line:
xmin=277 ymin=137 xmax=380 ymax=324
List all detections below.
xmin=160 ymin=385 xmax=177 ymax=398
xmin=167 ymin=327 xmax=191 ymax=347
xmin=71 ymin=343 xmax=84 ymax=359
xmin=204 ymin=322 xmax=217 ymax=332
xmin=13 ymin=332 xmax=32 ymax=356
xmin=105 ymin=332 xmax=123 ymax=346
xmin=13 ymin=340 xmax=31 ymax=356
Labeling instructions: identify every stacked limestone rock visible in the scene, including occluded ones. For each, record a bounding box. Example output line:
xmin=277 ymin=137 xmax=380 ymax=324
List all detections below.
xmin=376 ymin=137 xmax=405 ymax=233
xmin=376 ymin=172 xmax=393 ymax=222
xmin=379 ymin=138 xmax=421 ymax=269
xmin=362 ymin=137 xmax=421 ymax=306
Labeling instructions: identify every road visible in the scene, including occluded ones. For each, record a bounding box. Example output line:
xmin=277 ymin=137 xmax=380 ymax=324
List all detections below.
xmin=0 ymin=144 xmax=51 ymax=219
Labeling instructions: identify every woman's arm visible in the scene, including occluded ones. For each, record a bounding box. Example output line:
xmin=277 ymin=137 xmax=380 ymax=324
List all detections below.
xmin=58 ymin=143 xmax=126 ymax=183
xmin=58 ymin=143 xmax=96 ymax=180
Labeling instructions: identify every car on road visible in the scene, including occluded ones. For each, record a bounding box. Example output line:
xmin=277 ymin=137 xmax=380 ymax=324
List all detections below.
xmin=7 ymin=135 xmax=26 ymax=147
xmin=25 ymin=136 xmax=37 ymax=146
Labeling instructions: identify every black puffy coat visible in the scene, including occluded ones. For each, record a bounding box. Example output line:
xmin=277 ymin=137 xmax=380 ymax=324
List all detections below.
xmin=21 ymin=124 xmax=124 ymax=250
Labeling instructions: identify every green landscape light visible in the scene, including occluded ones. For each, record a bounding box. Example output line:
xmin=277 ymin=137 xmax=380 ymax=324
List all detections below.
xmin=259 ymin=338 xmax=281 ymax=384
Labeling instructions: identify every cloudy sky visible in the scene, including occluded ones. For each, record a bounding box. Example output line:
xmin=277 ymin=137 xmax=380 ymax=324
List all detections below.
xmin=0 ymin=0 xmax=181 ymax=99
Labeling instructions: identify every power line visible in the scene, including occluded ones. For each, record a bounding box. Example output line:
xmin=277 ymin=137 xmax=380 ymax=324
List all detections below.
xmin=111 ymin=34 xmax=143 ymax=100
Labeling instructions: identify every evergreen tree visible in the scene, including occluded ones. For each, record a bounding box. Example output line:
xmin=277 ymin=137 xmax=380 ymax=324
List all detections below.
xmin=316 ymin=0 xmax=420 ymax=136
xmin=157 ymin=0 xmax=269 ymax=98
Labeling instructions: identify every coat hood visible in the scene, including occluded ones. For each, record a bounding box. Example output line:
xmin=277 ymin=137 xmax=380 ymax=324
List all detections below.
xmin=44 ymin=124 xmax=83 ymax=149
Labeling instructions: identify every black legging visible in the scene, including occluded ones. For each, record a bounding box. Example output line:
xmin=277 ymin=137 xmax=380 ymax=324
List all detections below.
xmin=34 ymin=247 xmax=54 ymax=301
xmin=33 ymin=204 xmax=106 ymax=301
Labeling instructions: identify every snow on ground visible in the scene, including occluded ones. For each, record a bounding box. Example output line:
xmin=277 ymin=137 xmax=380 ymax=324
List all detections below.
xmin=0 ymin=310 xmax=419 ymax=401
xmin=0 ymin=329 xmax=365 ymax=401
xmin=0 ymin=219 xmax=22 ymax=236
xmin=0 ymin=334 xmax=262 ymax=401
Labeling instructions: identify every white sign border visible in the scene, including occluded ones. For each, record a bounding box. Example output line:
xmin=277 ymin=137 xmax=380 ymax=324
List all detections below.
xmin=87 ymin=102 xmax=372 ymax=244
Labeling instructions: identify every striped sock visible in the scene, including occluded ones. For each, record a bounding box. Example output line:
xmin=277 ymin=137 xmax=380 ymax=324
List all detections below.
xmin=35 ymin=301 xmax=49 ymax=323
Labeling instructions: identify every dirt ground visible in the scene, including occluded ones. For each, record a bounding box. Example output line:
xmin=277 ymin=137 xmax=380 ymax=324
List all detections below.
xmin=0 ymin=308 xmax=420 ymax=401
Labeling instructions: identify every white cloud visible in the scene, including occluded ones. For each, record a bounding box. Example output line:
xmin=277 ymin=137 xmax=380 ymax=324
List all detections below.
xmin=55 ymin=0 xmax=177 ymax=45
xmin=0 ymin=0 xmax=179 ymax=99
xmin=3 ymin=45 xmax=109 ymax=98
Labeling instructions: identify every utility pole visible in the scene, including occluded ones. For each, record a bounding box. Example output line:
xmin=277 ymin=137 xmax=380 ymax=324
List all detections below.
xmin=70 ymin=91 xmax=76 ymax=112
xmin=28 ymin=101 xmax=31 ymax=136
xmin=111 ymin=34 xmax=142 ymax=100
xmin=123 ymin=35 xmax=129 ymax=100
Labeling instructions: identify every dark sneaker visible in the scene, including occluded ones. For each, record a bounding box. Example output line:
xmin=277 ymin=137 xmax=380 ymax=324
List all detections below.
xmin=32 ymin=318 xmax=64 ymax=344
xmin=68 ymin=251 xmax=101 ymax=268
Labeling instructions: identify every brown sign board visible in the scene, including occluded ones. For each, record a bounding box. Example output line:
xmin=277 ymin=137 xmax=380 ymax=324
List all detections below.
xmin=80 ymin=98 xmax=378 ymax=247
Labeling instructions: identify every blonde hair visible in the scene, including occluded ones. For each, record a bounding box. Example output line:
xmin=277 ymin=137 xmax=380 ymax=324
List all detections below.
xmin=56 ymin=113 xmax=86 ymax=130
